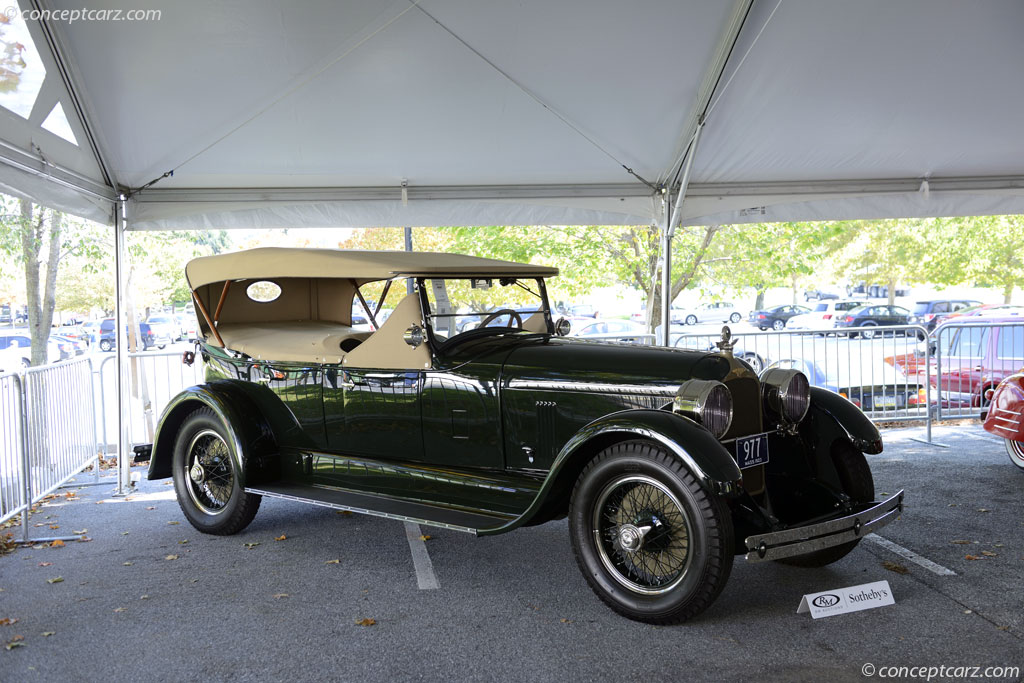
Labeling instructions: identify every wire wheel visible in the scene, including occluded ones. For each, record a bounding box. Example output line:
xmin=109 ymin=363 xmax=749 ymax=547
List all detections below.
xmin=1006 ymin=439 xmax=1024 ymax=471
xmin=593 ymin=474 xmax=692 ymax=594
xmin=185 ymin=429 xmax=236 ymax=515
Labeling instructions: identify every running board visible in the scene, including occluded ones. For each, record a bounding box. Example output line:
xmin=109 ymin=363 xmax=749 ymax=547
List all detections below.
xmin=245 ymin=482 xmax=515 ymax=535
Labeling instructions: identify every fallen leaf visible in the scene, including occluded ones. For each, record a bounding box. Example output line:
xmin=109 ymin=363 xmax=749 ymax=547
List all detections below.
xmin=122 ymin=562 xmax=133 ymax=566
xmin=48 ymin=525 xmax=59 ymax=530
xmin=46 ymin=577 xmax=64 ymax=584
xmin=50 ymin=540 xmax=64 ymax=548
xmin=977 ymin=508 xmax=990 ymax=513
xmin=560 ymin=618 xmax=573 ymax=624
xmin=981 ymin=551 xmax=997 ymax=557
xmin=145 ymin=507 xmax=155 ymax=510
xmin=122 ymin=532 xmax=129 ymax=535
xmin=73 ymin=529 xmax=87 ymax=535
xmin=882 ymin=561 xmax=909 ymax=574
xmin=4 ymin=637 xmax=25 ymax=650
xmin=335 ymin=510 xmax=353 ymax=516
xmin=965 ymin=554 xmax=981 ymax=561
xmin=178 ymin=540 xmax=189 ymax=545
xmin=164 ymin=554 xmax=179 ymax=561
xmin=950 ymin=540 xmax=972 ymax=545
xmin=275 ymin=534 xmax=287 ymax=541
xmin=419 ymin=535 xmax=432 ymax=541
xmin=140 ymin=595 xmax=149 ymax=600
xmin=113 ymin=607 xmax=126 ymax=613
xmin=964 ymin=609 xmax=973 ymax=614
xmin=167 ymin=521 xmax=180 ymax=526
xmin=273 ymin=593 xmax=289 ymax=599
xmin=325 ymin=559 xmax=341 ymax=565
xmin=38 ymin=562 xmax=51 ymax=567
xmin=997 ymin=625 xmax=1010 ymax=631
xmin=355 ymin=618 xmax=376 ymax=627
xmin=243 ymin=542 xmax=260 ymax=549
xmin=77 ymin=537 xmax=92 ymax=543
xmin=41 ymin=631 xmax=55 ymax=637
xmin=0 ymin=618 xmax=18 ymax=626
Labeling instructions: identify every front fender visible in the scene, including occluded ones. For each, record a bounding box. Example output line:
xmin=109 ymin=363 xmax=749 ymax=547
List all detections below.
xmin=147 ymin=381 xmax=280 ymax=485
xmin=807 ymin=386 xmax=883 ymax=454
xmin=983 ymin=373 xmax=1024 ymax=441
xmin=479 ymin=409 xmax=742 ymax=536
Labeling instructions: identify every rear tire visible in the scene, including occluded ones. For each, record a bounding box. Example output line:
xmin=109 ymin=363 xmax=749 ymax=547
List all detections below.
xmin=172 ymin=408 xmax=261 ymax=535
xmin=772 ymin=320 xmax=785 ymax=331
xmin=777 ymin=442 xmax=874 ymax=567
xmin=1005 ymin=439 xmax=1024 ymax=471
xmin=569 ymin=440 xmax=734 ymax=624
xmin=685 ymin=315 xmax=698 ymax=326
xmin=860 ymin=322 xmax=878 ymax=339
xmin=729 ymin=313 xmax=742 ymax=323
xmin=99 ymin=339 xmax=112 ymax=352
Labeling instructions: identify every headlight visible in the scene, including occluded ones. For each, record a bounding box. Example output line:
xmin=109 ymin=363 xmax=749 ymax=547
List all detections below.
xmin=673 ymin=379 xmax=733 ymax=438
xmin=760 ymin=368 xmax=810 ymax=424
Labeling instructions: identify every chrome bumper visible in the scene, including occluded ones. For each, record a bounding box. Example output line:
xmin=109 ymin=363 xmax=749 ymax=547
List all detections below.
xmin=744 ymin=490 xmax=904 ymax=563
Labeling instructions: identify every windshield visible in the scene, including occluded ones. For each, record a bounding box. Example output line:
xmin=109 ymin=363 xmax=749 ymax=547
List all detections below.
xmin=422 ymin=277 xmax=549 ymax=344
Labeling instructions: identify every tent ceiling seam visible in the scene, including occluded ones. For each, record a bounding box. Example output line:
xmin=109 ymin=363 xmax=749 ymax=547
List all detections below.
xmin=411 ymin=2 xmax=657 ymax=193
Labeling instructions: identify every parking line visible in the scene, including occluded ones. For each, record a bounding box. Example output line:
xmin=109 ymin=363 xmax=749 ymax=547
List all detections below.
xmin=866 ymin=533 xmax=957 ymax=576
xmin=404 ymin=522 xmax=440 ymax=590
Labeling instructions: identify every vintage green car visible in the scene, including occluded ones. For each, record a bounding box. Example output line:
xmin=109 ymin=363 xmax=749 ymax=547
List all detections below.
xmin=147 ymin=247 xmax=903 ymax=623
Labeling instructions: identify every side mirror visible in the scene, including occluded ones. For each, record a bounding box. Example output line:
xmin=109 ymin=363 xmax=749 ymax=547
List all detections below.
xmin=554 ymin=317 xmax=571 ymax=336
xmin=404 ymin=324 xmax=425 ymax=348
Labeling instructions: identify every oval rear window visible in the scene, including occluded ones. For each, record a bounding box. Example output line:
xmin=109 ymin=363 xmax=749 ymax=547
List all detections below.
xmin=246 ymin=281 xmax=282 ymax=303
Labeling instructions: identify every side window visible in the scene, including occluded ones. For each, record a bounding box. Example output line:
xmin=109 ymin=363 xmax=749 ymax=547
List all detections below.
xmin=933 ymin=302 xmax=950 ymax=314
xmin=949 ymin=328 xmax=989 ymax=358
xmin=997 ymin=327 xmax=1024 ymax=360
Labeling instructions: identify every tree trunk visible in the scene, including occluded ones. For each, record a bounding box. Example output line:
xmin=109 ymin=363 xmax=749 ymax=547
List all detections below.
xmin=1003 ymin=282 xmax=1014 ymax=305
xmin=754 ymin=289 xmax=766 ymax=311
xmin=887 ymin=277 xmax=896 ymax=306
xmin=19 ymin=201 xmax=44 ymax=366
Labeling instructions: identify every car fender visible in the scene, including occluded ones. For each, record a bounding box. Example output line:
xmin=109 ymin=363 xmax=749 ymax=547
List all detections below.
xmin=805 ymin=386 xmax=883 ymax=455
xmin=983 ymin=373 xmax=1024 ymax=441
xmin=147 ymin=380 xmax=282 ymax=485
xmin=480 ymin=409 xmax=742 ymax=536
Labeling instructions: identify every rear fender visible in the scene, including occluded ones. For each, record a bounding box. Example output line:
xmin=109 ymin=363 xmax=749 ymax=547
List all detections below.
xmin=147 ymin=381 xmax=281 ymax=485
xmin=480 ymin=409 xmax=742 ymax=535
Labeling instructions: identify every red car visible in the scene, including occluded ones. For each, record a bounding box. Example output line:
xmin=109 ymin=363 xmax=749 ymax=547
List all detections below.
xmin=982 ymin=371 xmax=1024 ymax=470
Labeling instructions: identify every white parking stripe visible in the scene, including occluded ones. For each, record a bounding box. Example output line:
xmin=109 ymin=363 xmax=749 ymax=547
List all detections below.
xmin=866 ymin=534 xmax=957 ymax=576
xmin=404 ymin=522 xmax=440 ymax=590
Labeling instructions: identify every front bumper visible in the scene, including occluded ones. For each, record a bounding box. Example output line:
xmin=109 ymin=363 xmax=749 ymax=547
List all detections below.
xmin=744 ymin=490 xmax=904 ymax=562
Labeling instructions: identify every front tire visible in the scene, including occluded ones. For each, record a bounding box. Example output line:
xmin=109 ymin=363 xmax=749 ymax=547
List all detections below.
xmin=99 ymin=339 xmax=112 ymax=352
xmin=685 ymin=315 xmax=698 ymax=326
xmin=172 ymin=408 xmax=261 ymax=535
xmin=860 ymin=322 xmax=878 ymax=339
xmin=729 ymin=312 xmax=742 ymax=323
xmin=1005 ymin=439 xmax=1024 ymax=471
xmin=777 ymin=442 xmax=874 ymax=567
xmin=569 ymin=441 xmax=734 ymax=624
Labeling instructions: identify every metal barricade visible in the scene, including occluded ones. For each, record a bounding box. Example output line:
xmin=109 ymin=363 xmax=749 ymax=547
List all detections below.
xmin=0 ymin=372 xmax=26 ymax=526
xmin=933 ymin=321 xmax=1024 ymax=421
xmin=95 ymin=350 xmax=205 ymax=453
xmin=673 ymin=324 xmax=933 ymax=426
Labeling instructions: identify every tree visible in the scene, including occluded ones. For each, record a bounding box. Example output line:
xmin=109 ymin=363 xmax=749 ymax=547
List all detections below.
xmin=943 ymin=215 xmax=1024 ymax=303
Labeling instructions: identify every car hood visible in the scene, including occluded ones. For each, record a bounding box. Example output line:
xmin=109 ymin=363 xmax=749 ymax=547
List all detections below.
xmin=501 ymin=336 xmax=735 ymax=391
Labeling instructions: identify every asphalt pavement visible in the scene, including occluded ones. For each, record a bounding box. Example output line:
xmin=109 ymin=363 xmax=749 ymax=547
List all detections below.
xmin=1 ymin=424 xmax=1022 ymax=683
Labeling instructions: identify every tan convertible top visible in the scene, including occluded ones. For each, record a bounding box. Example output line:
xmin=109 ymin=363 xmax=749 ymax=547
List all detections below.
xmin=186 ymin=247 xmax=558 ymax=289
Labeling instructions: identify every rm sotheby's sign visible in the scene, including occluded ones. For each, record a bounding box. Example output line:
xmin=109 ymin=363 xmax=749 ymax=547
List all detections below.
xmin=797 ymin=580 xmax=895 ymax=619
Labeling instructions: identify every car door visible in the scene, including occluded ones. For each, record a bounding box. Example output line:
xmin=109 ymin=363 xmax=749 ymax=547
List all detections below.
xmin=940 ymin=326 xmax=990 ymax=400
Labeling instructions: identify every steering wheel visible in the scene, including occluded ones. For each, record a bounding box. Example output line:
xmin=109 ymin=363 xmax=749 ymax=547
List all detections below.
xmin=478 ymin=308 xmax=523 ymax=328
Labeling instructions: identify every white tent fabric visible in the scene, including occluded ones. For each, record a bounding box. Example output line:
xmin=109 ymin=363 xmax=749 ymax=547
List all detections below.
xmin=0 ymin=0 xmax=1022 ymax=228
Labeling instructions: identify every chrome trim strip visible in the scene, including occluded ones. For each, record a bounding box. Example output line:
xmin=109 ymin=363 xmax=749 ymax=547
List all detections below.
xmin=744 ymin=490 xmax=904 ymax=563
xmin=507 ymin=378 xmax=678 ymax=397
xmin=245 ymin=487 xmax=480 ymax=535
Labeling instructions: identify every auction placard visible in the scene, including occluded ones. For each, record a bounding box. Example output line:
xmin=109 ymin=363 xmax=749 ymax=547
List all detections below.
xmin=797 ymin=580 xmax=895 ymax=619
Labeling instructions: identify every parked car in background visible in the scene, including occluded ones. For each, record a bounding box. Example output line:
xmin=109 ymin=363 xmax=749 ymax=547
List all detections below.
xmin=0 ymin=342 xmax=24 ymax=372
xmin=51 ymin=334 xmax=86 ymax=357
xmin=930 ymin=303 xmax=1023 ymax=330
xmin=98 ymin=319 xmax=171 ymax=352
xmin=674 ymin=302 xmax=745 ymax=325
xmin=803 ymin=287 xmax=841 ymax=301
xmin=57 ymin=324 xmax=91 ymax=350
xmin=82 ymin=320 xmax=101 ymax=345
xmin=834 ymin=304 xmax=914 ymax=338
xmin=911 ymin=299 xmax=983 ymax=333
xmin=146 ymin=314 xmax=180 ymax=343
xmin=764 ymin=358 xmax=928 ymax=417
xmin=571 ymin=318 xmax=649 ymax=344
xmin=748 ymin=304 xmax=810 ymax=331
xmin=786 ymin=300 xmax=868 ymax=332
xmin=0 ymin=334 xmax=67 ymax=365
xmin=982 ymin=370 xmax=1024 ymax=470
xmin=176 ymin=313 xmax=199 ymax=340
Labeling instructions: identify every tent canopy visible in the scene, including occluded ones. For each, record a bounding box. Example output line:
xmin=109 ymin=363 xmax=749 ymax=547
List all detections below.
xmin=1 ymin=0 xmax=1022 ymax=229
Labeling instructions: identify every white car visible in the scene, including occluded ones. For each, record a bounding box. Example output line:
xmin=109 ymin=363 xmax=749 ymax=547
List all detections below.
xmin=571 ymin=318 xmax=650 ymax=344
xmin=786 ymin=300 xmax=868 ymax=332
xmin=674 ymin=301 xmax=745 ymax=325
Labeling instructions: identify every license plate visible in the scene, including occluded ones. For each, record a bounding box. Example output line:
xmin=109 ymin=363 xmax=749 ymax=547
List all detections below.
xmin=736 ymin=432 xmax=770 ymax=469
xmin=873 ymin=394 xmax=898 ymax=408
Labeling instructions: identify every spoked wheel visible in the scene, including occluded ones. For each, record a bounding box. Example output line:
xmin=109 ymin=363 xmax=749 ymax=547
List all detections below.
xmin=772 ymin=320 xmax=785 ymax=331
xmin=172 ymin=408 xmax=260 ymax=535
xmin=685 ymin=315 xmax=698 ymax=325
xmin=729 ymin=313 xmax=742 ymax=323
xmin=569 ymin=441 xmax=733 ymax=624
xmin=860 ymin=322 xmax=878 ymax=339
xmin=1005 ymin=439 xmax=1024 ymax=471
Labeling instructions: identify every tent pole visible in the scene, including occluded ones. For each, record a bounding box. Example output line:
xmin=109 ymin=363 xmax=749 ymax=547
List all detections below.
xmin=660 ymin=122 xmax=704 ymax=347
xmin=114 ymin=198 xmax=129 ymax=494
xmin=404 ymin=227 xmax=414 ymax=295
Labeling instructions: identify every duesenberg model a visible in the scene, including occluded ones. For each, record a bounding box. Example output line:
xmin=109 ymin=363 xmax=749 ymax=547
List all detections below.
xmin=146 ymin=248 xmax=904 ymax=623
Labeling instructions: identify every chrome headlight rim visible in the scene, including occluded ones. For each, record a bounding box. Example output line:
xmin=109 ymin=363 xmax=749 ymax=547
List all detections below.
xmin=672 ymin=379 xmax=733 ymax=439
xmin=760 ymin=368 xmax=811 ymax=424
